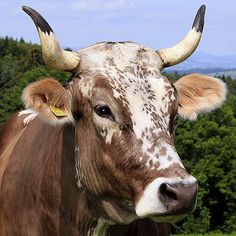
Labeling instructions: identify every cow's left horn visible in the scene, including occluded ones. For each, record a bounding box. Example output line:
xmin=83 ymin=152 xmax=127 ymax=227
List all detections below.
xmin=158 ymin=5 xmax=206 ymax=68
xmin=22 ymin=6 xmax=80 ymax=72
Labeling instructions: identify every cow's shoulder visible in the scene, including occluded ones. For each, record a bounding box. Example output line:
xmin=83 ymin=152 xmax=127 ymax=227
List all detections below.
xmin=0 ymin=112 xmax=69 ymax=236
xmin=0 ymin=110 xmax=37 ymax=155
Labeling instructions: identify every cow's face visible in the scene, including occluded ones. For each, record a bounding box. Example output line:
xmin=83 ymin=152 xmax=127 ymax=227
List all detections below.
xmin=22 ymin=43 xmax=227 ymax=224
xmin=71 ymin=44 xmax=193 ymax=223
xmin=21 ymin=5 xmax=227 ymax=224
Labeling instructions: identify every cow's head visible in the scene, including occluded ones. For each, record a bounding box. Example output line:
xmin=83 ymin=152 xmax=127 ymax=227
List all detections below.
xmin=22 ymin=6 xmax=227 ymax=224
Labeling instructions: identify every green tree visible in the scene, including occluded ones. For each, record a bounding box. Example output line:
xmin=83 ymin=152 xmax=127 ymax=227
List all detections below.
xmin=0 ymin=37 xmax=70 ymax=127
xmin=0 ymin=37 xmax=235 ymax=234
xmin=173 ymin=77 xmax=236 ymax=233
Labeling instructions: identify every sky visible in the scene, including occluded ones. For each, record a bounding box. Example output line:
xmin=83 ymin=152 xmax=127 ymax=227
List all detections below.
xmin=0 ymin=0 xmax=236 ymax=56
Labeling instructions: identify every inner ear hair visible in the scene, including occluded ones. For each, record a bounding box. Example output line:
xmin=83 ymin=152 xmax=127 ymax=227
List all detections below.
xmin=175 ymin=74 xmax=227 ymax=120
xmin=22 ymin=78 xmax=73 ymax=125
xmin=22 ymin=78 xmax=71 ymax=109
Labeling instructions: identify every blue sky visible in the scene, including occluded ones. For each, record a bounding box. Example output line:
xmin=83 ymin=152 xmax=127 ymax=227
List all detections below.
xmin=0 ymin=0 xmax=236 ymax=56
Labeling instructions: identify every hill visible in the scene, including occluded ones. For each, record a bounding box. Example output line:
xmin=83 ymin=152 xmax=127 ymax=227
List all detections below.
xmin=166 ymin=51 xmax=236 ymax=78
xmin=208 ymin=70 xmax=236 ymax=79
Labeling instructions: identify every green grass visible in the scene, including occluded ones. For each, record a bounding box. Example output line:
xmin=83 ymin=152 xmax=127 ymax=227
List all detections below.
xmin=172 ymin=233 xmax=236 ymax=236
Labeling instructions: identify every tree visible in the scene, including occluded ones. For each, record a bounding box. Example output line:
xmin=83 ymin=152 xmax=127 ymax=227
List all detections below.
xmin=0 ymin=37 xmax=235 ymax=233
xmin=173 ymin=77 xmax=236 ymax=233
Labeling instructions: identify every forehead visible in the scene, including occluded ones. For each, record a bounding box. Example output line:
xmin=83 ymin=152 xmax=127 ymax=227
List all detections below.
xmin=74 ymin=41 xmax=183 ymax=173
xmin=78 ymin=41 xmax=164 ymax=72
xmin=78 ymin=65 xmax=178 ymax=171
xmin=79 ymin=64 xmax=177 ymax=127
xmin=77 ymin=42 xmax=177 ymax=123
xmin=77 ymin=44 xmax=179 ymax=171
xmin=106 ymin=69 xmax=177 ymax=131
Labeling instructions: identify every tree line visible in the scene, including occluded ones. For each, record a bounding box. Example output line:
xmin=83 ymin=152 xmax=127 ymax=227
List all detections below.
xmin=0 ymin=37 xmax=235 ymax=233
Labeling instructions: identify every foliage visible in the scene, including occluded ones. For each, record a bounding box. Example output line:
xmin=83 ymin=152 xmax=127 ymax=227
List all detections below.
xmin=0 ymin=36 xmax=70 ymax=126
xmin=170 ymin=74 xmax=236 ymax=233
xmin=0 ymin=37 xmax=235 ymax=233
xmin=172 ymin=232 xmax=236 ymax=236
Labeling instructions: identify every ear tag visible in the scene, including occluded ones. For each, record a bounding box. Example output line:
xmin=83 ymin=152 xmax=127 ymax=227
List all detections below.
xmin=49 ymin=105 xmax=67 ymax=117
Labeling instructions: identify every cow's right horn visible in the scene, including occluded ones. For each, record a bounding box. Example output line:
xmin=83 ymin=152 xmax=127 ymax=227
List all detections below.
xmin=22 ymin=6 xmax=80 ymax=72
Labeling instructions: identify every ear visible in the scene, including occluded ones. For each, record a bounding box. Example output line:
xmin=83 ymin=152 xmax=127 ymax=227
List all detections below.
xmin=22 ymin=78 xmax=74 ymax=125
xmin=174 ymin=74 xmax=227 ymax=120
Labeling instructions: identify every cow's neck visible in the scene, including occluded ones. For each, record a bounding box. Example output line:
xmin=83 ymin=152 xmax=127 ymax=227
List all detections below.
xmin=71 ymin=118 xmax=141 ymax=233
xmin=0 ymin=113 xmax=171 ymax=236
xmin=6 ymin=118 xmax=167 ymax=236
xmin=60 ymin=123 xmax=116 ymax=235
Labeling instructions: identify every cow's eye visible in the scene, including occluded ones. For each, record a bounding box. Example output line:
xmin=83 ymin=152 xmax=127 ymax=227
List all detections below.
xmin=94 ymin=105 xmax=114 ymax=120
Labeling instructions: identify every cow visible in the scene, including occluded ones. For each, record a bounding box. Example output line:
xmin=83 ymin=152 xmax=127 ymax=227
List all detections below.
xmin=0 ymin=5 xmax=227 ymax=236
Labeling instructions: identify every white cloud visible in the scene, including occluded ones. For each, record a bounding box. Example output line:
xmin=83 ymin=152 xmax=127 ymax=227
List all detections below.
xmin=0 ymin=0 xmax=236 ymax=55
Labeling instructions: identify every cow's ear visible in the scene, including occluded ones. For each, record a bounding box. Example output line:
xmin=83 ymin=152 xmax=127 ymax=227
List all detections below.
xmin=22 ymin=79 xmax=73 ymax=125
xmin=175 ymin=74 xmax=227 ymax=120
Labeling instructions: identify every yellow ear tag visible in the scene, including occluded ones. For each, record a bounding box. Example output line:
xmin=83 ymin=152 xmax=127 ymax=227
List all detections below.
xmin=49 ymin=105 xmax=67 ymax=117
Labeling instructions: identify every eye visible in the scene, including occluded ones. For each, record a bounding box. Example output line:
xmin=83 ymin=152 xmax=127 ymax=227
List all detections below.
xmin=94 ymin=105 xmax=114 ymax=121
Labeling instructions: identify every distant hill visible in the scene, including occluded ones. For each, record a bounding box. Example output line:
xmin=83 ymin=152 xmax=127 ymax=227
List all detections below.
xmin=208 ymin=69 xmax=236 ymax=79
xmin=166 ymin=51 xmax=236 ymax=78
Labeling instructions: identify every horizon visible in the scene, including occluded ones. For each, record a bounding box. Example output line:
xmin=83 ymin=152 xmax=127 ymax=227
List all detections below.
xmin=3 ymin=35 xmax=236 ymax=57
xmin=1 ymin=1 xmax=236 ymax=56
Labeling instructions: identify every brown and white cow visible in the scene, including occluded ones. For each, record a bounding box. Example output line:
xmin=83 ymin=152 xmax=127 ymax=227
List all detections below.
xmin=0 ymin=5 xmax=227 ymax=236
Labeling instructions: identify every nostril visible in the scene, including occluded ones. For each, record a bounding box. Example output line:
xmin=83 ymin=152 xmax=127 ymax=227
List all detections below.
xmin=160 ymin=183 xmax=178 ymax=201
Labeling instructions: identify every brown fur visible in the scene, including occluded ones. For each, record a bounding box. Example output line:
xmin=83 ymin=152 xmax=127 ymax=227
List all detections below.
xmin=0 ymin=116 xmax=169 ymax=236
xmin=0 ymin=112 xmax=26 ymax=154
xmin=0 ymin=69 xmax=227 ymax=236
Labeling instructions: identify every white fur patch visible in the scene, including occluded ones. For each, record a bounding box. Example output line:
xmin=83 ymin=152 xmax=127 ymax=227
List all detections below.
xmin=105 ymin=128 xmax=116 ymax=144
xmin=74 ymin=145 xmax=84 ymax=189
xmin=79 ymin=42 xmax=163 ymax=72
xmin=107 ymin=69 xmax=179 ymax=171
xmin=159 ymin=143 xmax=184 ymax=170
xmin=18 ymin=109 xmax=38 ymax=125
xmin=79 ymin=79 xmax=95 ymax=98
xmin=125 ymin=76 xmax=166 ymax=140
xmin=135 ymin=176 xmax=197 ymax=217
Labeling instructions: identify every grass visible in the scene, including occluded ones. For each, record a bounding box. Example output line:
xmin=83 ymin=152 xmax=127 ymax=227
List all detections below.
xmin=172 ymin=233 xmax=236 ymax=236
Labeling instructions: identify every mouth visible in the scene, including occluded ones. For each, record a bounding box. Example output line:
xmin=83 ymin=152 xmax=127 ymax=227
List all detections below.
xmin=135 ymin=196 xmax=196 ymax=224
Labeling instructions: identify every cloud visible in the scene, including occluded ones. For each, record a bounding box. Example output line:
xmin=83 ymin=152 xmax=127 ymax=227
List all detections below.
xmin=0 ymin=0 xmax=236 ymax=55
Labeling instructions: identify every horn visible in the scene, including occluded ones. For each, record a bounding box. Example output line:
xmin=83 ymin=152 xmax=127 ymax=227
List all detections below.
xmin=158 ymin=5 xmax=206 ymax=68
xmin=22 ymin=6 xmax=80 ymax=71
